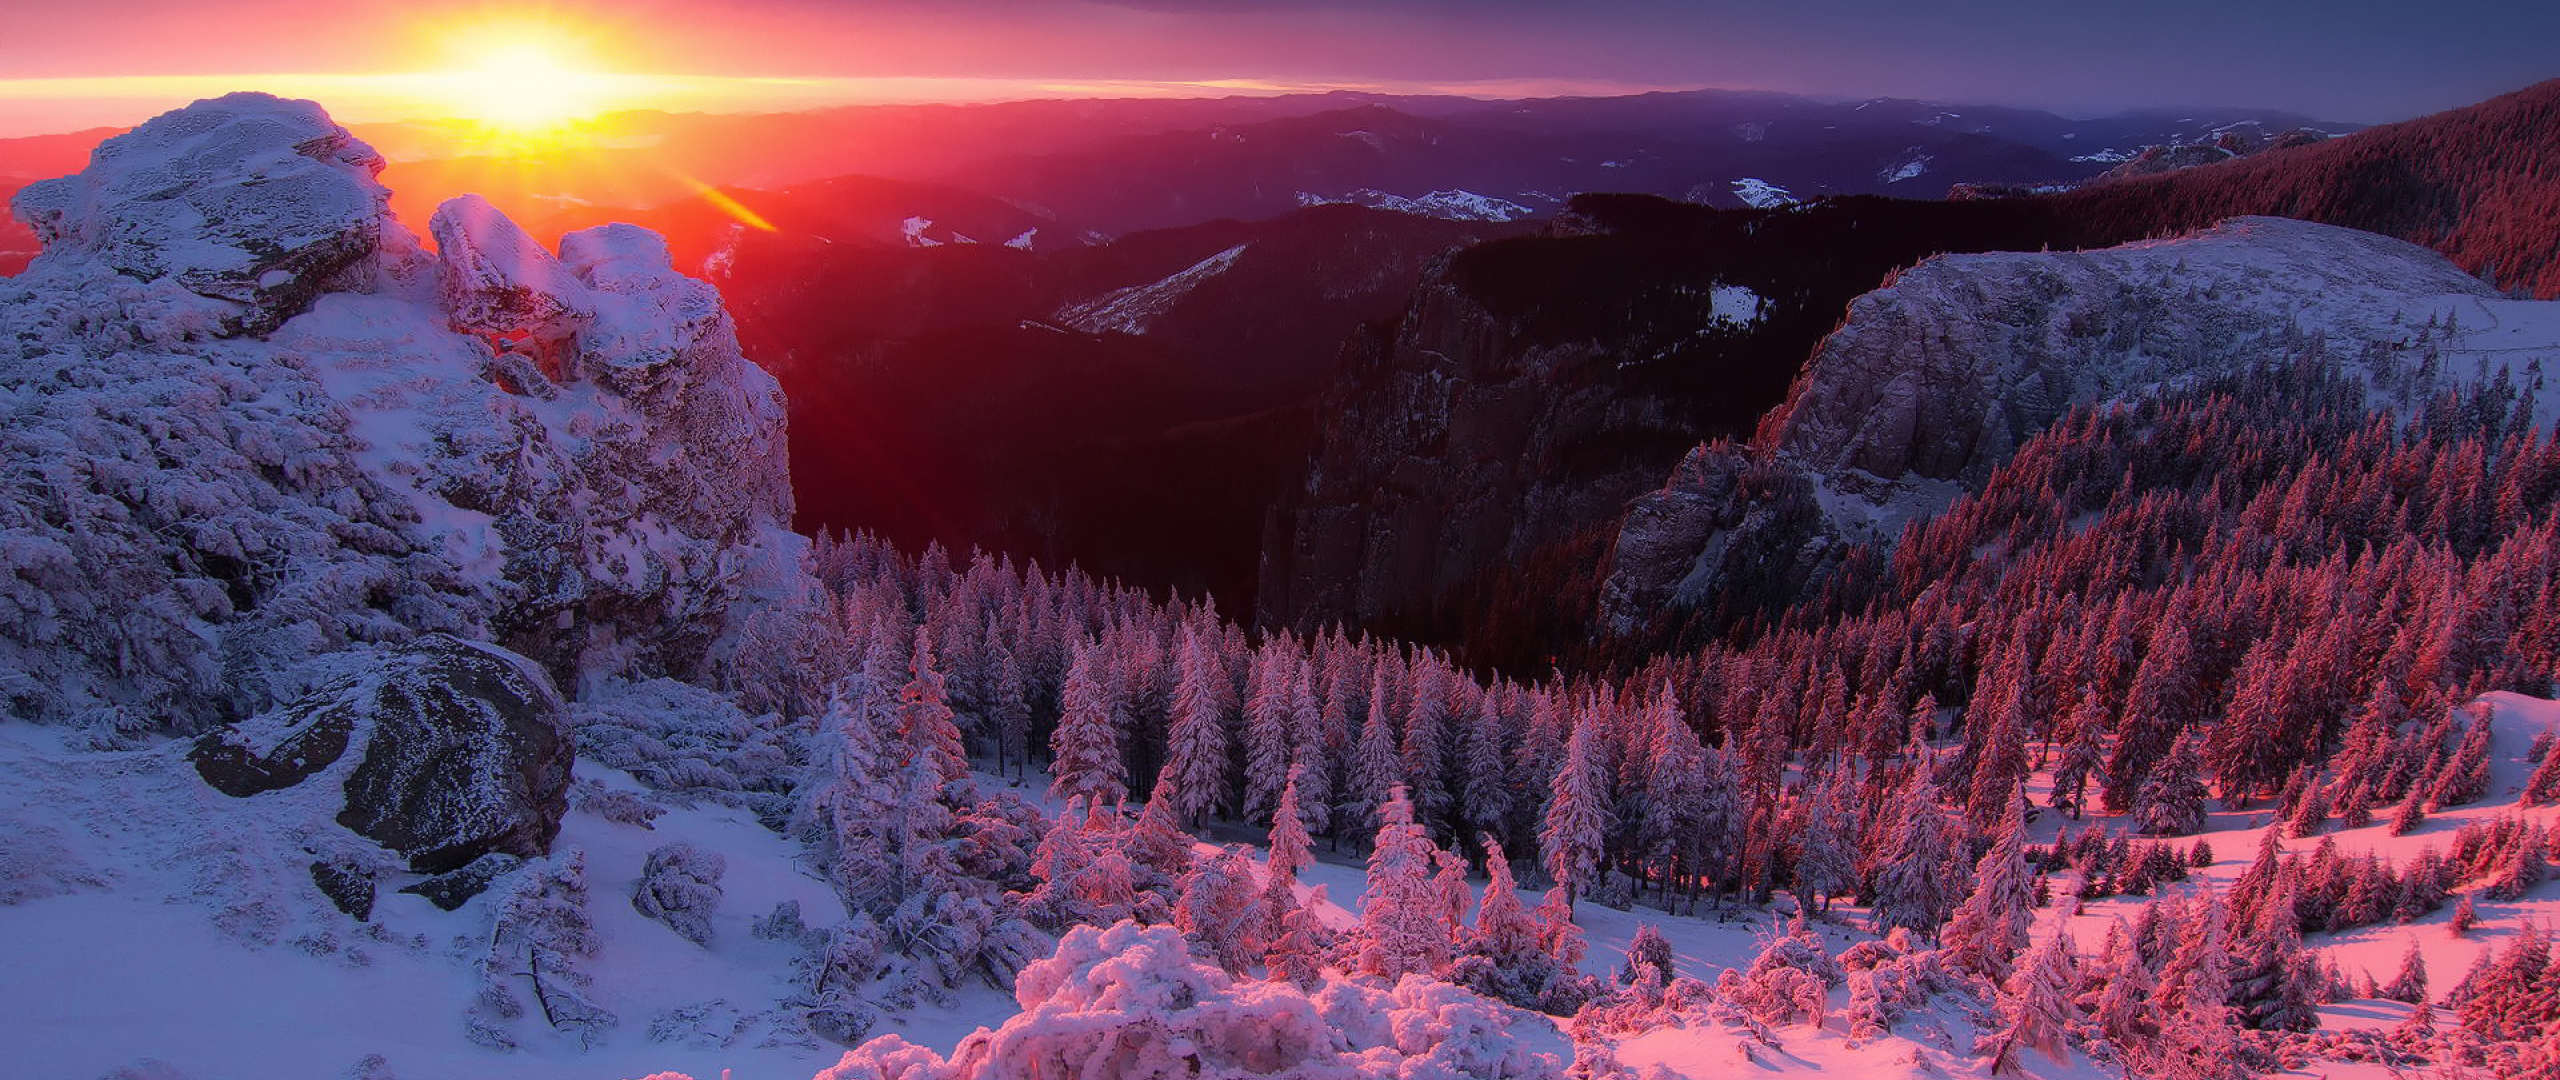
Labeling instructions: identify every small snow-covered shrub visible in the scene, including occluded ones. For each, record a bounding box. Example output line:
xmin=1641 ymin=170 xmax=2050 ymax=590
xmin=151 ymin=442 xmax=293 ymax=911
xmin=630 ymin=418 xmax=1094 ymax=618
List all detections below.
xmin=631 ymin=843 xmax=724 ymax=946
xmin=572 ymin=678 xmax=799 ymax=820
xmin=570 ymin=781 xmax=666 ymax=829
xmin=468 ymin=852 xmax=614 ymax=1050
xmin=816 ymin=920 xmax=1563 ymax=1080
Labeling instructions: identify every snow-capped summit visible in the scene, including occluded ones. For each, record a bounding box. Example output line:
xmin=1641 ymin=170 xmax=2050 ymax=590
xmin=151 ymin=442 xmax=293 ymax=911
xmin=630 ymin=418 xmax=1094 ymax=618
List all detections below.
xmin=10 ymin=92 xmax=394 ymax=336
xmin=0 ymin=93 xmax=807 ymax=735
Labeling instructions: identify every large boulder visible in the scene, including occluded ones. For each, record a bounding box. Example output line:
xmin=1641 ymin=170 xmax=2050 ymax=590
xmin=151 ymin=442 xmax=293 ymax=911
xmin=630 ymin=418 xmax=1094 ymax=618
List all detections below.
xmin=8 ymin=91 xmax=390 ymax=335
xmin=191 ymin=636 xmax=573 ymax=875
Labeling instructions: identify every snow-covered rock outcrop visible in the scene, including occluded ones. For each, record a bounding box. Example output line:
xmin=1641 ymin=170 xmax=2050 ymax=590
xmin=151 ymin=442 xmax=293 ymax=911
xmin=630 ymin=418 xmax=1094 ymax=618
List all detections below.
xmin=9 ymin=94 xmax=392 ymax=336
xmin=1601 ymin=216 xmax=2560 ymax=626
xmin=1 ymin=93 xmax=806 ymax=735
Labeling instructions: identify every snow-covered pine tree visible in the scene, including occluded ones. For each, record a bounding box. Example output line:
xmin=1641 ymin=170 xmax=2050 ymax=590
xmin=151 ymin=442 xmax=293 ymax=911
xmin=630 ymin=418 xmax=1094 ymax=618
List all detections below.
xmin=1344 ymin=667 xmax=1403 ymax=843
xmin=1469 ymin=837 xmax=1541 ymax=966
xmin=1457 ymin=690 xmax=1514 ymax=858
xmin=2135 ymin=727 xmax=2212 ymax=836
xmin=2524 ymin=732 xmax=2560 ymax=808
xmin=2085 ymin=917 xmax=2157 ymax=1049
xmin=1264 ymin=886 xmax=1331 ymax=989
xmin=1639 ymin=687 xmax=1706 ymax=906
xmin=1871 ymin=763 xmax=1962 ymax=938
xmin=1541 ymin=707 xmax=1611 ymax=908
xmin=1795 ymin=765 xmax=1860 ymax=913
xmin=1159 ymin=625 xmax=1233 ymax=827
xmin=1174 ymin=845 xmax=1262 ymax=974
xmin=2149 ymin=890 xmax=2245 ymax=1080
xmin=2381 ymin=937 xmax=2428 ymax=1003
xmin=2107 ymin=615 xmax=2201 ymax=815
xmin=987 ymin=634 xmax=1031 ymax=780
xmin=1983 ymin=924 xmax=2077 ymax=1073
xmin=1048 ymin=637 xmax=1127 ymax=808
xmin=2484 ymin=823 xmax=2551 ymax=900
xmin=1942 ymin=792 xmax=2033 ymax=978
xmin=901 ymin=626 xmax=968 ymax=784
xmin=1240 ymin=645 xmax=1292 ymax=824
xmin=1402 ymin=656 xmax=1455 ymax=831
xmin=1356 ymin=787 xmax=1456 ymax=980
xmin=2049 ymin=685 xmax=2109 ymax=819
xmin=1535 ymin=886 xmax=1587 ymax=969
xmin=2426 ymin=707 xmax=2495 ymax=810
xmin=2228 ymin=870 xmax=2321 ymax=1031
xmin=803 ymin=680 xmax=904 ymax=918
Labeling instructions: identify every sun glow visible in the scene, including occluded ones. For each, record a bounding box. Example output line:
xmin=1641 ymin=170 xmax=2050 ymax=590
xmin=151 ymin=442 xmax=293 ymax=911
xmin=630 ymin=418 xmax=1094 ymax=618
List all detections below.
xmin=400 ymin=14 xmax=661 ymax=137
xmin=453 ymin=44 xmax=612 ymax=129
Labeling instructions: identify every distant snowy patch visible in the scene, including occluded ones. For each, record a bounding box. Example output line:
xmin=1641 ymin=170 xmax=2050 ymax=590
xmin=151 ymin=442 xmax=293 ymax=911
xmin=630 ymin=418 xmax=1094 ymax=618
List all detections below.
xmin=1003 ymin=228 xmax=1037 ymax=251
xmin=1879 ymin=149 xmax=1935 ymax=184
xmin=1054 ymin=244 xmax=1249 ymax=335
xmin=1296 ymin=188 xmax=1535 ymax=223
xmin=2069 ymin=148 xmax=2138 ymax=164
xmin=899 ymin=216 xmax=942 ymax=248
xmin=1730 ymin=178 xmax=1796 ymax=209
xmin=1710 ymin=283 xmax=1765 ymax=327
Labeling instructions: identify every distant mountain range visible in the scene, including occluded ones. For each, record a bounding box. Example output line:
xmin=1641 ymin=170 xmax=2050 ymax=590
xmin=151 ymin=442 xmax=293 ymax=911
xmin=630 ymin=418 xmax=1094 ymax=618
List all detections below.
xmin=0 ymin=88 xmax=2355 ymax=276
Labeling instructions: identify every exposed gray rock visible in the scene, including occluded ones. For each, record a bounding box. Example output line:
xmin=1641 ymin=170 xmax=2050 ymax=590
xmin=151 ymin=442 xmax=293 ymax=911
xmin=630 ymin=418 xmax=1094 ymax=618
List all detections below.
xmin=308 ymin=858 xmax=376 ymax=921
xmin=191 ymin=635 xmax=572 ymax=874
xmin=399 ymin=852 xmax=525 ymax=911
xmin=9 ymin=92 xmax=388 ymax=336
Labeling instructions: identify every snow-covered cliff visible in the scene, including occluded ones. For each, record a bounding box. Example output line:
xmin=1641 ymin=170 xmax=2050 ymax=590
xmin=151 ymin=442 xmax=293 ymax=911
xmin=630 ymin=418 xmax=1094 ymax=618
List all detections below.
xmin=1 ymin=93 xmax=806 ymax=735
xmin=1601 ymin=216 xmax=2560 ymax=627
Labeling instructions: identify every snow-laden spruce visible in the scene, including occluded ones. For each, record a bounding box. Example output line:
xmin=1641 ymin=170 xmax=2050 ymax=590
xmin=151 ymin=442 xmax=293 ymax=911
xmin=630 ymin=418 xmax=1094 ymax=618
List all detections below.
xmin=1 ymin=92 xmax=808 ymax=736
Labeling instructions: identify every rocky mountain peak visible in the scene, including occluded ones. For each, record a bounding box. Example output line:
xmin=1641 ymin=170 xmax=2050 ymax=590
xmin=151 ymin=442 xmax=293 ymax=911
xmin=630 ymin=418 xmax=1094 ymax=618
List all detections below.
xmin=9 ymin=91 xmax=393 ymax=335
xmin=0 ymin=94 xmax=808 ymax=733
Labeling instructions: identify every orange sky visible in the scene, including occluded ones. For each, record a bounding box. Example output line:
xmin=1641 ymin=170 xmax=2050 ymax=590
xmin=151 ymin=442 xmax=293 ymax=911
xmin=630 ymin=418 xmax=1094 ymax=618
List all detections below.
xmin=4 ymin=0 xmax=2557 ymax=136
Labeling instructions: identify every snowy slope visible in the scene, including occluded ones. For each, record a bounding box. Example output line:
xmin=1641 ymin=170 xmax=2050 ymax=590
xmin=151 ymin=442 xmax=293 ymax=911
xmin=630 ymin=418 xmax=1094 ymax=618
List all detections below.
xmin=2046 ymin=693 xmax=2560 ymax=1078
xmin=0 ymin=719 xmax=959 ymax=1080
xmin=1054 ymin=243 xmax=1250 ymax=335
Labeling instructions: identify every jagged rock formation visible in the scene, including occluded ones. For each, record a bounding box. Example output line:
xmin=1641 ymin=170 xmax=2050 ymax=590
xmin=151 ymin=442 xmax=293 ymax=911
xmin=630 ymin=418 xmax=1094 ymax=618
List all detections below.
xmin=191 ymin=635 xmax=573 ymax=876
xmin=0 ymin=93 xmax=806 ymax=734
xmin=1599 ymin=216 xmax=2560 ymax=630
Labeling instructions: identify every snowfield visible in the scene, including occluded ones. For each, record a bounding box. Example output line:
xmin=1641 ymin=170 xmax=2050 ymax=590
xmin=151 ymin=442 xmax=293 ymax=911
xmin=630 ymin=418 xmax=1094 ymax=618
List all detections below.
xmin=11 ymin=688 xmax=2549 ymax=1080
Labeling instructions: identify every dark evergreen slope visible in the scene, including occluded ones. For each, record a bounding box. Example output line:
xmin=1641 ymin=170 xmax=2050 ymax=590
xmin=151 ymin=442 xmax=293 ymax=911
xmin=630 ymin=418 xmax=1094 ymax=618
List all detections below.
xmin=713 ymin=204 xmax=1519 ymax=609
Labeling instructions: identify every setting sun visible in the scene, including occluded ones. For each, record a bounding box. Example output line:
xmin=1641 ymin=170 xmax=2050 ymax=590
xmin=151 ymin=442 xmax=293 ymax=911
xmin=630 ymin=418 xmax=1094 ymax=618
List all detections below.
xmin=453 ymin=43 xmax=611 ymax=129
